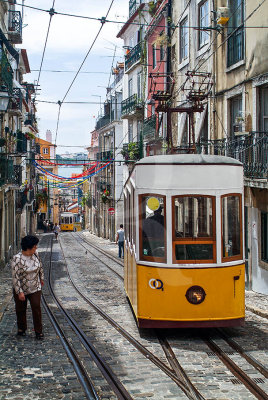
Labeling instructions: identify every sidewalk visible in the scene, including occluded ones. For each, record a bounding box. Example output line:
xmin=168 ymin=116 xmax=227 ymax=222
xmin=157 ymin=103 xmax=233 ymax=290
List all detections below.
xmin=0 ymin=231 xmax=267 ymax=323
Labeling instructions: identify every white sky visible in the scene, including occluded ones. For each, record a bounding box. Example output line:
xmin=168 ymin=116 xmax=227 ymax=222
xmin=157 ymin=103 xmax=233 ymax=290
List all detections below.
xmin=19 ymin=0 xmax=128 ymax=154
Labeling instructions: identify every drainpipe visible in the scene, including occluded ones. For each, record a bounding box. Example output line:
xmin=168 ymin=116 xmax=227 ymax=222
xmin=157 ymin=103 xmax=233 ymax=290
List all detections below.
xmin=212 ymin=0 xmax=217 ymax=141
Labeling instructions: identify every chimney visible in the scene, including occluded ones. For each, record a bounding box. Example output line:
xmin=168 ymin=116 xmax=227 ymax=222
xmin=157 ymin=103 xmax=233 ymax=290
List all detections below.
xmin=46 ymin=130 xmax=52 ymax=143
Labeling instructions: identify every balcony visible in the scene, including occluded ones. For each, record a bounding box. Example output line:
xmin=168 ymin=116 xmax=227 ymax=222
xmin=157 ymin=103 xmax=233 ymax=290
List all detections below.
xmin=0 ymin=47 xmax=13 ymax=93
xmin=16 ymin=131 xmax=28 ymax=153
xmin=129 ymin=0 xmax=138 ymax=17
xmin=8 ymin=10 xmax=22 ymax=44
xmin=143 ymin=115 xmax=156 ymax=139
xmin=24 ymin=112 xmax=36 ymax=126
xmin=10 ymin=87 xmax=22 ymax=114
xmin=125 ymin=42 xmax=143 ymax=72
xmin=96 ymin=150 xmax=113 ymax=161
xmin=197 ymin=132 xmax=268 ymax=181
xmin=121 ymin=94 xmax=143 ymax=119
xmin=96 ymin=110 xmax=115 ymax=130
xmin=0 ymin=156 xmax=22 ymax=187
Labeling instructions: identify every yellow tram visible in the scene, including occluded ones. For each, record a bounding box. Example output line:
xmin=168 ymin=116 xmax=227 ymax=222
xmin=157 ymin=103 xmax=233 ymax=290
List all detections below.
xmin=124 ymin=154 xmax=245 ymax=328
xmin=59 ymin=212 xmax=82 ymax=231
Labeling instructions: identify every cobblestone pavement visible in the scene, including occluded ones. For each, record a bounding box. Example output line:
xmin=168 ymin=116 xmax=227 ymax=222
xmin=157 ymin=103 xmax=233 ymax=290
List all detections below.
xmin=0 ymin=231 xmax=267 ymax=399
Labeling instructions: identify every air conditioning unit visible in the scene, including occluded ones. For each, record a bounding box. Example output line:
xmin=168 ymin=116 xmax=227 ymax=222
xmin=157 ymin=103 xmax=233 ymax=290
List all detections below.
xmin=217 ymin=7 xmax=229 ymax=25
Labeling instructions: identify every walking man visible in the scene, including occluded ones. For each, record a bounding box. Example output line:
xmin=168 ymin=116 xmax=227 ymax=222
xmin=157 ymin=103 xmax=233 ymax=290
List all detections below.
xmin=11 ymin=235 xmax=44 ymax=340
xmin=116 ymin=224 xmax=124 ymax=259
xmin=53 ymin=223 xmax=60 ymax=241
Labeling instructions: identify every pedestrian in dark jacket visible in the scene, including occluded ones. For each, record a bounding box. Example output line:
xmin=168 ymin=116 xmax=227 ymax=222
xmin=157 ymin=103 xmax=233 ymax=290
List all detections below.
xmin=11 ymin=235 xmax=44 ymax=340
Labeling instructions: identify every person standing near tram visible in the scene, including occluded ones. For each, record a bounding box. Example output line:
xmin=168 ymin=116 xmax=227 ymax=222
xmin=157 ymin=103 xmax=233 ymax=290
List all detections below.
xmin=116 ymin=224 xmax=124 ymax=259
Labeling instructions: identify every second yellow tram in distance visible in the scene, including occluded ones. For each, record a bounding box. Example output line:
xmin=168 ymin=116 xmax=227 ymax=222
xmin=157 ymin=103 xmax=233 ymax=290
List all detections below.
xmin=123 ymin=154 xmax=245 ymax=328
xmin=59 ymin=212 xmax=82 ymax=231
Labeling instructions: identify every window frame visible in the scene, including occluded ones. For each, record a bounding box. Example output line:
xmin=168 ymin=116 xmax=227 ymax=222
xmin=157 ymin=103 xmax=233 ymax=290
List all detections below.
xmin=139 ymin=193 xmax=166 ymax=263
xmin=221 ymin=193 xmax=243 ymax=262
xmin=180 ymin=17 xmax=189 ymax=62
xmin=198 ymin=0 xmax=209 ymax=49
xmin=227 ymin=0 xmax=244 ymax=67
xmin=172 ymin=195 xmax=216 ymax=264
xmin=152 ymin=43 xmax=157 ymax=69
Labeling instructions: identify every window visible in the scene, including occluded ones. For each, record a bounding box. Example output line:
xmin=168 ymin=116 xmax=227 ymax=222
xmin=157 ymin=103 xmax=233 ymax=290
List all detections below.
xmin=227 ymin=0 xmax=244 ymax=67
xmin=128 ymin=121 xmax=133 ymax=142
xmin=128 ymin=78 xmax=133 ymax=97
xmin=152 ymin=44 xmax=157 ymax=69
xmin=140 ymin=194 xmax=166 ymax=261
xmin=43 ymin=147 xmax=48 ymax=154
xmin=137 ymin=71 xmax=142 ymax=100
xmin=259 ymin=86 xmax=268 ymax=132
xmin=198 ymin=0 xmax=209 ymax=48
xmin=230 ymin=95 xmax=242 ymax=137
xmin=180 ymin=17 xmax=188 ymax=62
xmin=261 ymin=212 xmax=268 ymax=262
xmin=172 ymin=196 xmax=215 ymax=263
xmin=222 ymin=194 xmax=242 ymax=261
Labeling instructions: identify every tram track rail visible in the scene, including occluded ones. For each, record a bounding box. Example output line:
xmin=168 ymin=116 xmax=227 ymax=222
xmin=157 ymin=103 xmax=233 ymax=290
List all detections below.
xmin=202 ymin=333 xmax=268 ymax=400
xmin=65 ymin=233 xmax=206 ymax=400
xmin=71 ymin=232 xmax=268 ymax=400
xmin=39 ymin=235 xmax=100 ymax=400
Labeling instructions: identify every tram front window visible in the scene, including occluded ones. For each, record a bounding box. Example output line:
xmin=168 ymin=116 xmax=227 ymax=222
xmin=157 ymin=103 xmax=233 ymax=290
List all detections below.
xmin=140 ymin=195 xmax=166 ymax=260
xmin=173 ymin=196 xmax=215 ymax=263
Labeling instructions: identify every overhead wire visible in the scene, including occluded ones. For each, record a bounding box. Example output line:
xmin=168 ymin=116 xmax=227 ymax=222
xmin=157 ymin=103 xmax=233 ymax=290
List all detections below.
xmin=54 ymin=0 xmax=115 ymax=147
xmin=33 ymin=0 xmax=56 ymax=103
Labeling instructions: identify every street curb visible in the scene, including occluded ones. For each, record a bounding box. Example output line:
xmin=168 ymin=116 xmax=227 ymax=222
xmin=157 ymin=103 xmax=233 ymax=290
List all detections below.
xmin=246 ymin=305 xmax=268 ymax=319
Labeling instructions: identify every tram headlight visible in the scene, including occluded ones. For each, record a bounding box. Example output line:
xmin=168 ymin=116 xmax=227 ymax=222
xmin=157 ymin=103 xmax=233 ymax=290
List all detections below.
xmin=185 ymin=286 xmax=206 ymax=305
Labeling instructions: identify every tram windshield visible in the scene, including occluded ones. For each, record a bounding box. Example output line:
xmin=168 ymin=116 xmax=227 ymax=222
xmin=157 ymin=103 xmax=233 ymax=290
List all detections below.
xmin=173 ymin=196 xmax=215 ymax=262
xmin=140 ymin=195 xmax=166 ymax=260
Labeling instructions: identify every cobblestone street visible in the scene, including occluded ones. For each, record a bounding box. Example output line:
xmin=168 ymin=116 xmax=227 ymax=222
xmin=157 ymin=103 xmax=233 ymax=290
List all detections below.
xmin=0 ymin=232 xmax=267 ymax=399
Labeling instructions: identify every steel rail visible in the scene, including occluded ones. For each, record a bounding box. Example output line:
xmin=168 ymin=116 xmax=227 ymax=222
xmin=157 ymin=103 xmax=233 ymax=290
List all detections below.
xmin=203 ymin=335 xmax=268 ymax=400
xmin=76 ymin=232 xmax=124 ymax=268
xmin=47 ymin=239 xmax=133 ymax=400
xmin=216 ymin=328 xmax=268 ymax=379
xmin=72 ymin=232 xmax=124 ymax=281
xmin=61 ymin=234 xmax=205 ymax=399
xmin=39 ymin=235 xmax=100 ymax=400
xmin=157 ymin=332 xmax=206 ymax=400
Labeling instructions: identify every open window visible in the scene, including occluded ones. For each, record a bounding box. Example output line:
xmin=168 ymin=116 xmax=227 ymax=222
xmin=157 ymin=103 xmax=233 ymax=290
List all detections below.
xmin=172 ymin=195 xmax=216 ymax=263
xmin=139 ymin=194 xmax=166 ymax=262
xmin=222 ymin=194 xmax=242 ymax=261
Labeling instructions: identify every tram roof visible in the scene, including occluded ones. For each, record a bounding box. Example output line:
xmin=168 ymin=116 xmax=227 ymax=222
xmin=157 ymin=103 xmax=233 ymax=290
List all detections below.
xmin=136 ymin=154 xmax=243 ymax=166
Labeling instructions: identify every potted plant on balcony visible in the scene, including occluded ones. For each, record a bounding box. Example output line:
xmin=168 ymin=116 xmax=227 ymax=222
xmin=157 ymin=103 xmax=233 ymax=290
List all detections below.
xmin=101 ymin=189 xmax=110 ymax=204
xmin=81 ymin=192 xmax=92 ymax=208
xmin=121 ymin=142 xmax=140 ymax=164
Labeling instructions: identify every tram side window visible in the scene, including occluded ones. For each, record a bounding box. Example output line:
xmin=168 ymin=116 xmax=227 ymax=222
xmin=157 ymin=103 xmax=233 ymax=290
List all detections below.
xmin=173 ymin=196 xmax=215 ymax=262
xmin=222 ymin=195 xmax=242 ymax=260
xmin=140 ymin=195 xmax=166 ymax=260
xmin=124 ymin=193 xmax=129 ymax=241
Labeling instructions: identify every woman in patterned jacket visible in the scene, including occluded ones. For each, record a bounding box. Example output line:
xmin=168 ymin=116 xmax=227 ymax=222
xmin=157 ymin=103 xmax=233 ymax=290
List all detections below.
xmin=11 ymin=235 xmax=44 ymax=339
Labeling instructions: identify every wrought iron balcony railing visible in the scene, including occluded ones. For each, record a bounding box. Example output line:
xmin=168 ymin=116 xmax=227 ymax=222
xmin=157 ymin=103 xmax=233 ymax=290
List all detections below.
xmin=125 ymin=42 xmax=143 ymax=72
xmin=10 ymin=87 xmax=22 ymax=113
xmin=0 ymin=46 xmax=13 ymax=93
xmin=121 ymin=94 xmax=143 ymax=117
xmin=96 ymin=110 xmax=115 ymax=130
xmin=129 ymin=0 xmax=137 ymax=17
xmin=196 ymin=132 xmax=268 ymax=180
xmin=96 ymin=150 xmax=113 ymax=161
xmin=24 ymin=112 xmax=36 ymax=126
xmin=0 ymin=156 xmax=22 ymax=187
xmin=8 ymin=10 xmax=22 ymax=44
xmin=143 ymin=115 xmax=156 ymax=138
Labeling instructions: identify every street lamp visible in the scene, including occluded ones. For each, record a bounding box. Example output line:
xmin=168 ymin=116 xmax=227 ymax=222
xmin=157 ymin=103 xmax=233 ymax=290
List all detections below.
xmin=0 ymin=86 xmax=10 ymax=112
